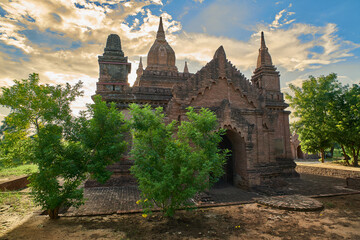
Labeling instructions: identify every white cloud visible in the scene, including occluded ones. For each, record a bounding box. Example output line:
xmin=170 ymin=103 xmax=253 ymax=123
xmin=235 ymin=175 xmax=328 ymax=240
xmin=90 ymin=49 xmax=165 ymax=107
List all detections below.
xmin=269 ymin=4 xmax=295 ymax=29
xmin=0 ymin=0 xmax=171 ymax=113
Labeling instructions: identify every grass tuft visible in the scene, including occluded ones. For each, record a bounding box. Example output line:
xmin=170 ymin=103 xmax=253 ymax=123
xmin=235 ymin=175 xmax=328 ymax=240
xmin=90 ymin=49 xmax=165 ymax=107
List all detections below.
xmin=0 ymin=164 xmax=38 ymax=178
xmin=0 ymin=191 xmax=35 ymax=214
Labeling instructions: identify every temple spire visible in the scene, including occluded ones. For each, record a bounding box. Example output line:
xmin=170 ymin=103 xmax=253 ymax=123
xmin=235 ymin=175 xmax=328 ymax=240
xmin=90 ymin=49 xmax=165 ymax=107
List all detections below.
xmin=134 ymin=56 xmax=144 ymax=87
xmin=138 ymin=56 xmax=143 ymax=69
xmin=252 ymin=31 xmax=280 ymax=93
xmin=146 ymin=16 xmax=178 ymax=73
xmin=136 ymin=56 xmax=143 ymax=77
xmin=183 ymin=61 xmax=189 ymax=73
xmin=256 ymin=31 xmax=273 ymax=68
xmin=156 ymin=17 xmax=166 ymax=41
xmin=261 ymin=31 xmax=266 ymax=49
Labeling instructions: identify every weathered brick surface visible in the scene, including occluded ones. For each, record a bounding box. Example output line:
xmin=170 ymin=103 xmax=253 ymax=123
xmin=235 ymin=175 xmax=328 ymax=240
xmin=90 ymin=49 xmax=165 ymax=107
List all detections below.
xmin=95 ymin=22 xmax=298 ymax=188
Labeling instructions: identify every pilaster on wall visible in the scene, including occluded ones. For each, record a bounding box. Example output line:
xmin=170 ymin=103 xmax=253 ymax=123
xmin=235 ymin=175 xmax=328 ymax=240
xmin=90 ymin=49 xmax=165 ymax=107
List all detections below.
xmin=256 ymin=115 xmax=265 ymax=164
xmin=282 ymin=111 xmax=293 ymax=159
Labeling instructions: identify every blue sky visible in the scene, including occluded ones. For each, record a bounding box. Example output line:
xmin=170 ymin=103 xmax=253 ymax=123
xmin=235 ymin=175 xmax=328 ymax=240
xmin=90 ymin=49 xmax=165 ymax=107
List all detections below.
xmin=0 ymin=0 xmax=359 ymax=119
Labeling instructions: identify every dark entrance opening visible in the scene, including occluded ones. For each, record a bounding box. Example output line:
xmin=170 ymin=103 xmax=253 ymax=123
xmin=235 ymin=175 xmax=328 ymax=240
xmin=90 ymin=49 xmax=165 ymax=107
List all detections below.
xmin=297 ymin=146 xmax=304 ymax=159
xmin=215 ymin=135 xmax=233 ymax=186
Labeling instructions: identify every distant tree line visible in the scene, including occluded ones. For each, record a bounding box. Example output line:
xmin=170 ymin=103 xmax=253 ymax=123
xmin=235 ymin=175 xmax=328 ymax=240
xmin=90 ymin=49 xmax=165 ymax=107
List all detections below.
xmin=286 ymin=73 xmax=360 ymax=167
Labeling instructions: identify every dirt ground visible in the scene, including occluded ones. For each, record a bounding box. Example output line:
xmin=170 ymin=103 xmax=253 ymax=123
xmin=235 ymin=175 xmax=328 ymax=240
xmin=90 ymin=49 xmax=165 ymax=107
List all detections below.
xmin=0 ymin=191 xmax=40 ymax=236
xmin=1 ymin=194 xmax=359 ymax=240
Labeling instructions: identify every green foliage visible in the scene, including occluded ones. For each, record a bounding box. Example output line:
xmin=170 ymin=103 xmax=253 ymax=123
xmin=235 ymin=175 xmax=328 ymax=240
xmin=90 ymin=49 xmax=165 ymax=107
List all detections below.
xmin=0 ymin=73 xmax=127 ymax=218
xmin=286 ymin=73 xmax=360 ymax=166
xmin=0 ymin=73 xmax=82 ymax=131
xmin=0 ymin=122 xmax=34 ymax=167
xmin=129 ymin=104 xmax=228 ymax=217
xmin=286 ymin=73 xmax=341 ymax=162
xmin=72 ymin=95 xmax=128 ymax=183
xmin=332 ymin=148 xmax=343 ymax=158
xmin=28 ymin=124 xmax=87 ymax=211
xmin=0 ymin=73 xmax=82 ymax=168
xmin=328 ymin=84 xmax=360 ymax=166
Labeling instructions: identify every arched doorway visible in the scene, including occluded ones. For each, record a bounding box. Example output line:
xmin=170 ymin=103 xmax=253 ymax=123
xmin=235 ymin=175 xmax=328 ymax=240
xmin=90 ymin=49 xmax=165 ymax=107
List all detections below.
xmin=297 ymin=146 xmax=303 ymax=159
xmin=214 ymin=128 xmax=247 ymax=188
xmin=217 ymin=135 xmax=234 ymax=185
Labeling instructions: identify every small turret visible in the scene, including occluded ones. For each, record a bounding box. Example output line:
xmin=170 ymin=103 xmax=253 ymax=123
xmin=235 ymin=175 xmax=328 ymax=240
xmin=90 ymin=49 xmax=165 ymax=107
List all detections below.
xmin=104 ymin=34 xmax=124 ymax=57
xmin=134 ymin=57 xmax=144 ymax=86
xmin=137 ymin=57 xmax=144 ymax=76
xmin=97 ymin=33 xmax=131 ymax=90
xmin=183 ymin=61 xmax=189 ymax=74
xmin=256 ymin=31 xmax=273 ymax=68
xmin=251 ymin=31 xmax=285 ymax=109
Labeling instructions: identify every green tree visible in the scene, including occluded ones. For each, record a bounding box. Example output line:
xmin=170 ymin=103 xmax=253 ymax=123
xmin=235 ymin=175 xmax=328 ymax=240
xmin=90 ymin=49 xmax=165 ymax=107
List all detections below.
xmin=129 ymin=104 xmax=228 ymax=217
xmin=0 ymin=119 xmax=33 ymax=167
xmin=329 ymin=84 xmax=360 ymax=166
xmin=285 ymin=73 xmax=341 ymax=162
xmin=73 ymin=95 xmax=128 ymax=183
xmin=0 ymin=73 xmax=127 ymax=219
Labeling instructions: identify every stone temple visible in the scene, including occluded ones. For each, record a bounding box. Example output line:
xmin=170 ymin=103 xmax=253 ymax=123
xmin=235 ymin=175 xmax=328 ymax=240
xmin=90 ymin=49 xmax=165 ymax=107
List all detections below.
xmin=95 ymin=17 xmax=298 ymax=189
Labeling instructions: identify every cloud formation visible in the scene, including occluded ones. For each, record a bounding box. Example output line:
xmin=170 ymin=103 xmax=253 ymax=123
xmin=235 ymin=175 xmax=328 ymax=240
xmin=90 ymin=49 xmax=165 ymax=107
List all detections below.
xmin=0 ymin=0 xmax=359 ymax=116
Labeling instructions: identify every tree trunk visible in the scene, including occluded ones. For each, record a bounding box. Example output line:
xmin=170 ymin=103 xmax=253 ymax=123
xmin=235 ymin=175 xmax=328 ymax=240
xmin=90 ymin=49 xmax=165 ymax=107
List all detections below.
xmin=48 ymin=207 xmax=60 ymax=219
xmin=341 ymin=145 xmax=350 ymax=165
xmin=330 ymin=146 xmax=334 ymax=158
xmin=320 ymin=149 xmax=325 ymax=163
xmin=352 ymin=147 xmax=358 ymax=167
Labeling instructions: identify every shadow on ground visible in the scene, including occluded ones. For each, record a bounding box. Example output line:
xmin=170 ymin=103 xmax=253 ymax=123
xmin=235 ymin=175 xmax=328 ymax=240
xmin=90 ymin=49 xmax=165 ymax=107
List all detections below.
xmin=1 ymin=193 xmax=360 ymax=240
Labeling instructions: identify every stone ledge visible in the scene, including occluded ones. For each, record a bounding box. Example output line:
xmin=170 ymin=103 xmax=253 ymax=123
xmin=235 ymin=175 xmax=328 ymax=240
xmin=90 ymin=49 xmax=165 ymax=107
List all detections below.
xmin=296 ymin=164 xmax=360 ymax=179
xmin=0 ymin=176 xmax=29 ymax=191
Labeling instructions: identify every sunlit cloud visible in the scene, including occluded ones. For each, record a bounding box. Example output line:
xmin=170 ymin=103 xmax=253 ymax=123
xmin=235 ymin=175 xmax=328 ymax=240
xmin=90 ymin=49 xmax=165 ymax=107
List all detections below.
xmin=0 ymin=0 xmax=359 ymax=119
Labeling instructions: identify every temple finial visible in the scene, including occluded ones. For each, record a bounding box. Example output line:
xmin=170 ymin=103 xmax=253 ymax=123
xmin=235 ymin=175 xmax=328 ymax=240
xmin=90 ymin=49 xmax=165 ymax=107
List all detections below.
xmin=138 ymin=56 xmax=143 ymax=69
xmin=184 ymin=61 xmax=189 ymax=73
xmin=156 ymin=17 xmax=165 ymax=41
xmin=136 ymin=56 xmax=143 ymax=77
xmin=261 ymin=31 xmax=266 ymax=49
xmin=135 ymin=56 xmax=144 ymax=86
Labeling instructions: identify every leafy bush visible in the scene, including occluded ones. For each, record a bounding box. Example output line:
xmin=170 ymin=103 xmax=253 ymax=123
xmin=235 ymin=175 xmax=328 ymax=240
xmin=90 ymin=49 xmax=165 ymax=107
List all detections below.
xmin=129 ymin=104 xmax=228 ymax=217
